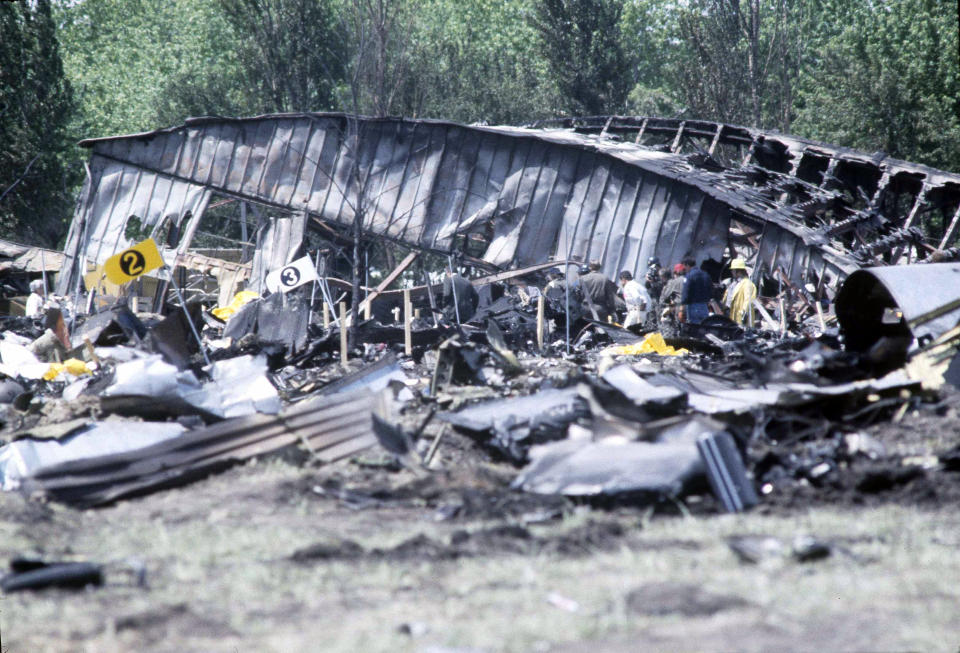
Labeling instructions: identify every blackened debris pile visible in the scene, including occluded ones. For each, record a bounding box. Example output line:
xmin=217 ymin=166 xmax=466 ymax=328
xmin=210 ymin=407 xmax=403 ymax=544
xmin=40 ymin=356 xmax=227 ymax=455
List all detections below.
xmin=4 ymin=113 xmax=960 ymax=523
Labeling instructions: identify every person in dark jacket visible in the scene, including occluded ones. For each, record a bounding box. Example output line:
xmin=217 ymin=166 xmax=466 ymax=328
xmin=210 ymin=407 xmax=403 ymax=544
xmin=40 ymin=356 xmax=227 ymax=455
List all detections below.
xmin=644 ymin=256 xmax=664 ymax=302
xmin=442 ymin=267 xmax=478 ymax=323
xmin=578 ymin=260 xmax=618 ymax=320
xmin=644 ymin=256 xmax=664 ymax=329
xmin=679 ymin=256 xmax=712 ymax=324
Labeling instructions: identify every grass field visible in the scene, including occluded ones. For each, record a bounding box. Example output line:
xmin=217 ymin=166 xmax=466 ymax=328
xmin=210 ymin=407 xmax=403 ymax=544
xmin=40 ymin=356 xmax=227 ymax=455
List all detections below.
xmin=1 ymin=450 xmax=958 ymax=653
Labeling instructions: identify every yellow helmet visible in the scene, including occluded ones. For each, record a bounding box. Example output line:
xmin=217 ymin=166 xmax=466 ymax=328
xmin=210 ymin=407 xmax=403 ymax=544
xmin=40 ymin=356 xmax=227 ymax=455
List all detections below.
xmin=730 ymin=258 xmax=747 ymax=271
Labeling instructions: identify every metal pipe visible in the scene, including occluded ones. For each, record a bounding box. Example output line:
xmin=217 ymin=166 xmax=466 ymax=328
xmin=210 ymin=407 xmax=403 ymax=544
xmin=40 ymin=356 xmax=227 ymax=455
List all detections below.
xmin=447 ymin=254 xmax=461 ymax=326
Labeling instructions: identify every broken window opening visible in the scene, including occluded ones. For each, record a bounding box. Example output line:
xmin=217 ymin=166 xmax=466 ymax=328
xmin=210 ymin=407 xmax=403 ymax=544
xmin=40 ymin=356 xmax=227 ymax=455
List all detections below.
xmin=752 ymin=138 xmax=791 ymax=174
xmin=922 ymin=185 xmax=960 ymax=247
xmin=123 ymin=215 xmax=150 ymax=242
xmin=832 ymin=161 xmax=883 ymax=211
xmin=881 ymin=190 xmax=918 ymax=226
xmin=636 ymin=132 xmax=674 ymax=153
xmin=185 ymin=195 xmax=267 ymax=266
xmin=461 ymin=228 xmax=492 ymax=261
xmin=795 ymin=152 xmax=831 ymax=186
xmin=148 ymin=213 xmax=179 ymax=249
xmin=709 ymin=141 xmax=747 ymax=169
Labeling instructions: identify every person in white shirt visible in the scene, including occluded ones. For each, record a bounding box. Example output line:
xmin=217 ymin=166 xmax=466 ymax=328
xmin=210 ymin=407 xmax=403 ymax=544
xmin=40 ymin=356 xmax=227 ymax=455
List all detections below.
xmin=25 ymin=279 xmax=45 ymax=317
xmin=618 ymin=270 xmax=650 ymax=328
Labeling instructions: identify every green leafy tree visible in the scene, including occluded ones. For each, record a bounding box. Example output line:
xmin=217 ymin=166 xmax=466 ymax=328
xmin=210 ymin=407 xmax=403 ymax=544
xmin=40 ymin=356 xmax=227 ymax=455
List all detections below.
xmin=152 ymin=2 xmax=259 ymax=125
xmin=0 ymin=0 xmax=75 ymax=246
xmin=531 ymin=0 xmax=634 ymax=116
xmin=218 ymin=0 xmax=346 ymax=113
xmin=666 ymin=0 xmax=799 ymax=129
xmin=793 ymin=0 xmax=960 ymax=171
xmin=398 ymin=0 xmax=557 ymax=123
xmin=339 ymin=0 xmax=412 ymax=117
xmin=57 ymin=0 xmax=255 ymax=136
xmin=621 ymin=0 xmax=683 ymax=117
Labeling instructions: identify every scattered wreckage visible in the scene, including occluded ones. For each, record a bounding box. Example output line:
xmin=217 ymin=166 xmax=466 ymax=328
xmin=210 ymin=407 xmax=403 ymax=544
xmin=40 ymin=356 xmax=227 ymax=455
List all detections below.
xmin=3 ymin=113 xmax=960 ymax=587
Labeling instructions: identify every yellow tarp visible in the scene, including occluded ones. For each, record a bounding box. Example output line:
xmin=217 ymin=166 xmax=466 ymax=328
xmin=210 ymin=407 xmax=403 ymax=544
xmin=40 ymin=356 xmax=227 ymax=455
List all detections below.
xmin=211 ymin=290 xmax=259 ymax=320
xmin=43 ymin=358 xmax=92 ymax=381
xmin=603 ymin=332 xmax=688 ymax=356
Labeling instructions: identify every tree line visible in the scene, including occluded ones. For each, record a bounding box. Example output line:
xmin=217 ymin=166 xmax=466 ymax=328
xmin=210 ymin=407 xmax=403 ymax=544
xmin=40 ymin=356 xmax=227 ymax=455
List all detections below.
xmin=2 ymin=0 xmax=958 ymax=246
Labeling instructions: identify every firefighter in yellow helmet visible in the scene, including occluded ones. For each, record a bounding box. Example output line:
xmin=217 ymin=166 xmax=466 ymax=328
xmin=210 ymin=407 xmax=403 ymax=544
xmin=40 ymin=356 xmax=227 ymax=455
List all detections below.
xmin=723 ymin=258 xmax=757 ymax=326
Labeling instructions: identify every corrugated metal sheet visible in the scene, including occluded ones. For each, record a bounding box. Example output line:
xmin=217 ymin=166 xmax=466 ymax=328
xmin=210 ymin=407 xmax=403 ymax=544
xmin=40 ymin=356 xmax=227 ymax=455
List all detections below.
xmin=58 ymin=113 xmax=863 ymax=295
xmin=22 ymin=388 xmax=378 ymax=507
xmin=836 ymin=263 xmax=960 ymax=351
xmin=0 ymin=239 xmax=65 ymax=273
xmin=247 ymin=214 xmax=306 ymax=294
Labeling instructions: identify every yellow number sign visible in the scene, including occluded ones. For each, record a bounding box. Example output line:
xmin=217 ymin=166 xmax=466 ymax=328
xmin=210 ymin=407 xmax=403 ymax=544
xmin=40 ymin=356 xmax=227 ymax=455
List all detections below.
xmin=104 ymin=238 xmax=165 ymax=285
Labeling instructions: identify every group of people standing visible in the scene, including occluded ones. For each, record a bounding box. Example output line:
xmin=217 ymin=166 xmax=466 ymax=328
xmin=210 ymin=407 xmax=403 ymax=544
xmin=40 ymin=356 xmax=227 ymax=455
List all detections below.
xmin=571 ymin=255 xmax=759 ymax=330
xmin=440 ymin=254 xmax=759 ymax=331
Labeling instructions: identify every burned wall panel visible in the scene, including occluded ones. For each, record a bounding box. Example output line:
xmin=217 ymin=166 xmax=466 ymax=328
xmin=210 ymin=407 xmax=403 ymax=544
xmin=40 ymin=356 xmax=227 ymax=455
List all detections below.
xmin=207 ymin=123 xmax=241 ymax=190
xmin=651 ymin=181 xmax=687 ymax=268
xmin=673 ymin=187 xmax=711 ymax=267
xmin=368 ymin=121 xmax=411 ymax=235
xmin=523 ymin=146 xmax=579 ymax=268
xmin=241 ymin=120 xmax=277 ymax=200
xmin=617 ymin=172 xmax=659 ymax=275
xmin=259 ymin=119 xmax=296 ymax=200
xmin=687 ymin=197 xmax=731 ymax=267
xmin=62 ymin=114 xmax=878 ymax=296
xmin=603 ymin=171 xmax=641 ymax=275
xmin=273 ymin=119 xmax=313 ymax=207
xmin=591 ymin=163 xmax=630 ymax=266
xmin=554 ymin=150 xmax=599 ymax=264
xmin=567 ymin=158 xmax=612 ymax=268
xmin=294 ymin=123 xmax=329 ymax=208
xmin=384 ymin=124 xmax=430 ymax=240
xmin=459 ymin=131 xmax=499 ymax=240
xmin=483 ymin=136 xmax=536 ymax=263
xmin=56 ymin=158 xmax=211 ymax=295
xmin=512 ymin=143 xmax=560 ymax=266
xmin=423 ymin=126 xmax=473 ymax=250
xmin=407 ymin=125 xmax=450 ymax=246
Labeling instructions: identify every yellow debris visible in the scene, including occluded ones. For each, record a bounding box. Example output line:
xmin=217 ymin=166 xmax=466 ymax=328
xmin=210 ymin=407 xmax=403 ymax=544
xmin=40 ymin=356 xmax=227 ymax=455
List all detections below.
xmin=42 ymin=364 xmax=62 ymax=381
xmin=43 ymin=358 xmax=92 ymax=381
xmin=603 ymin=332 xmax=688 ymax=357
xmin=211 ymin=290 xmax=259 ymax=320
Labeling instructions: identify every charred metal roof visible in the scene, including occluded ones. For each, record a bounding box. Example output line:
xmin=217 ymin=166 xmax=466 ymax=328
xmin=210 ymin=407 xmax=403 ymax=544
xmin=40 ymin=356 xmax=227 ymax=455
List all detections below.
xmin=58 ymin=113 xmax=960 ymax=294
xmin=534 ymin=116 xmax=960 ymax=247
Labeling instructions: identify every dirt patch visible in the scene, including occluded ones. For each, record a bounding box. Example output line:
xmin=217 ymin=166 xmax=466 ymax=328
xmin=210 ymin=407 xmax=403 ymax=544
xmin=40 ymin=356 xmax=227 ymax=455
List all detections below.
xmin=289 ymin=519 xmax=632 ymax=563
xmin=111 ymin=602 xmax=237 ymax=645
xmin=290 ymin=538 xmax=365 ymax=562
xmin=302 ymin=463 xmax=573 ymax=524
xmin=625 ymin=581 xmax=753 ymax=616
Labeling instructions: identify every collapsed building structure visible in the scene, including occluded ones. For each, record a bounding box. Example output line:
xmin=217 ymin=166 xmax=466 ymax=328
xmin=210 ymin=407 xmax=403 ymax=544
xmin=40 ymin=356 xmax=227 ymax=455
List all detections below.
xmin=0 ymin=113 xmax=958 ymax=526
xmin=54 ymin=113 xmax=960 ymax=305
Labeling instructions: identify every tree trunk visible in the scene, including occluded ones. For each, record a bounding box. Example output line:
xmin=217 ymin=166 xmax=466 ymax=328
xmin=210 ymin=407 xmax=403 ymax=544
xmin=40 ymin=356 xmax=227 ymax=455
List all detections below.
xmin=748 ymin=0 xmax=761 ymax=127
